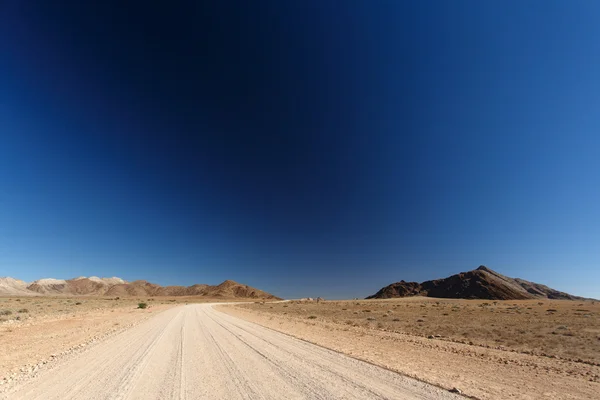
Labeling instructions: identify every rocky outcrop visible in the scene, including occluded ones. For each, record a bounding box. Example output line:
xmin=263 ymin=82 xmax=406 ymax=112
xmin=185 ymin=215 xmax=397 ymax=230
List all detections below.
xmin=367 ymin=266 xmax=586 ymax=300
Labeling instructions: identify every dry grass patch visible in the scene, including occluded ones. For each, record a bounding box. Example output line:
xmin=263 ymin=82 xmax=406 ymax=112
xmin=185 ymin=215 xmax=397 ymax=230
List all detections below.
xmin=239 ymin=297 xmax=600 ymax=364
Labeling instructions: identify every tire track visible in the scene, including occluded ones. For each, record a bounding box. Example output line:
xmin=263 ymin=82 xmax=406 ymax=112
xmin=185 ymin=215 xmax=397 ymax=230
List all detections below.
xmin=193 ymin=307 xmax=262 ymax=400
xmin=204 ymin=306 xmax=418 ymax=400
xmin=178 ymin=310 xmax=186 ymax=400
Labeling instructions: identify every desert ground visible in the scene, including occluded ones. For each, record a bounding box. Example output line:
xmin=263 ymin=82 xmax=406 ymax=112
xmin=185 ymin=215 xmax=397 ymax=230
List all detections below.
xmin=221 ymin=297 xmax=600 ymax=400
xmin=0 ymin=302 xmax=461 ymax=400
xmin=0 ymin=296 xmax=186 ymax=380
xmin=1 ymin=295 xmax=598 ymax=399
xmin=0 ymin=295 xmax=256 ymax=380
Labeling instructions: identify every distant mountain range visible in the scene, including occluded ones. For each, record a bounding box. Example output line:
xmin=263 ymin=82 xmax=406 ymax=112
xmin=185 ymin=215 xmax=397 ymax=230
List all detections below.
xmin=367 ymin=266 xmax=587 ymax=300
xmin=0 ymin=276 xmax=279 ymax=299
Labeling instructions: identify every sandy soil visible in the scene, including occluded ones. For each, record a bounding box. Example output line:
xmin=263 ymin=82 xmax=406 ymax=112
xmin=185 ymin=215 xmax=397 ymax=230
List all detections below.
xmin=0 ymin=296 xmax=179 ymax=381
xmin=221 ymin=298 xmax=600 ymax=400
xmin=2 ymin=304 xmax=462 ymax=400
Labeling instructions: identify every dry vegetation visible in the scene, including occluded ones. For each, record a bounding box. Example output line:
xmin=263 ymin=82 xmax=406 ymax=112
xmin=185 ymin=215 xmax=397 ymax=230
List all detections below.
xmin=0 ymin=295 xmax=254 ymax=324
xmin=0 ymin=296 xmax=143 ymax=323
xmin=224 ymin=297 xmax=600 ymax=399
xmin=240 ymin=297 xmax=600 ymax=364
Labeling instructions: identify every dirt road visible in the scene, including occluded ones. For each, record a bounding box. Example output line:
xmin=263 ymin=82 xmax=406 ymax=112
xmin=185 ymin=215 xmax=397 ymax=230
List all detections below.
xmin=3 ymin=304 xmax=462 ymax=399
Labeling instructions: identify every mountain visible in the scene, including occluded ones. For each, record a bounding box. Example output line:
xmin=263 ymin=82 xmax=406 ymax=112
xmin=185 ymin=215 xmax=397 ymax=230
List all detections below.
xmin=27 ymin=277 xmax=127 ymax=295
xmin=366 ymin=266 xmax=586 ymax=300
xmin=0 ymin=277 xmax=39 ymax=296
xmin=0 ymin=276 xmax=278 ymax=299
xmin=100 ymin=279 xmax=277 ymax=298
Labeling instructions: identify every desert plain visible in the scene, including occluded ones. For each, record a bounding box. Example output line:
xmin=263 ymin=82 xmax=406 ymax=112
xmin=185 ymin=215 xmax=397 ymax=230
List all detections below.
xmin=221 ymin=297 xmax=600 ymax=399
xmin=0 ymin=294 xmax=599 ymax=399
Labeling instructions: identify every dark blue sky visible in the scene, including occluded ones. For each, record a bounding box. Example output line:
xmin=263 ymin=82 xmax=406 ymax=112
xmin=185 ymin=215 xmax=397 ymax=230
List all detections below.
xmin=1 ymin=1 xmax=599 ymax=299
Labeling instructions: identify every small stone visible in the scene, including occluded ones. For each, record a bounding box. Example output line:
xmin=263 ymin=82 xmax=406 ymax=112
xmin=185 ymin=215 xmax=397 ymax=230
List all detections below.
xmin=450 ymin=387 xmax=462 ymax=394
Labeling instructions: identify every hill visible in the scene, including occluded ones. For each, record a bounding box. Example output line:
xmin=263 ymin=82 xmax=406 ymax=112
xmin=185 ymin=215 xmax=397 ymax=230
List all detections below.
xmin=366 ymin=266 xmax=586 ymax=300
xmin=0 ymin=277 xmax=39 ymax=296
xmin=1 ymin=276 xmax=278 ymax=299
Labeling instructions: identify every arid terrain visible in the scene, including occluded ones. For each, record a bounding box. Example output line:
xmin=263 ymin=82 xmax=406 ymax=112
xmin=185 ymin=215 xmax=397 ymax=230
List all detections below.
xmin=1 ymin=302 xmax=461 ymax=400
xmin=0 ymin=295 xmax=264 ymax=382
xmin=0 ymin=275 xmax=280 ymax=386
xmin=0 ymin=295 xmax=184 ymax=380
xmin=2 ymin=283 xmax=599 ymax=399
xmin=222 ymin=297 xmax=600 ymax=399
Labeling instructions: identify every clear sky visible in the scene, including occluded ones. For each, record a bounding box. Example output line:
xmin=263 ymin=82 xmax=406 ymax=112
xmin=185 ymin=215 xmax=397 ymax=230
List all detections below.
xmin=1 ymin=1 xmax=599 ymax=299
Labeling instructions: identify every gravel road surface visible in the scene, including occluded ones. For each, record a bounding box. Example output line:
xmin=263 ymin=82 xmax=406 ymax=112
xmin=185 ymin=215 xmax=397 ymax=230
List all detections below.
xmin=3 ymin=304 xmax=463 ymax=399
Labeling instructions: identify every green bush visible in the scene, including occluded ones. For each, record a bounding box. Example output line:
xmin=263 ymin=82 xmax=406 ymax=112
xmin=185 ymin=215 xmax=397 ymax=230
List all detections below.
xmin=138 ymin=303 xmax=148 ymax=309
xmin=0 ymin=310 xmax=12 ymax=316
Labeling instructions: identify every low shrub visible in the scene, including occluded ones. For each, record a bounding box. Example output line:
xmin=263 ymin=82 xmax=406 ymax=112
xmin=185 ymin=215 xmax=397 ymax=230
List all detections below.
xmin=138 ymin=303 xmax=148 ymax=309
